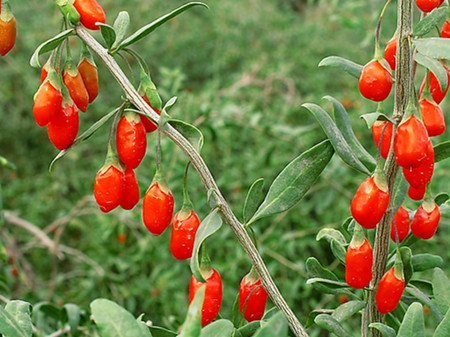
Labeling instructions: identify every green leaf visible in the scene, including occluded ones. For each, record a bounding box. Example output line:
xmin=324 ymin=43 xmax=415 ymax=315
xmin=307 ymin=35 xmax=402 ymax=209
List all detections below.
xmin=330 ymin=239 xmax=346 ymax=265
xmin=5 ymin=301 xmax=32 ymax=337
xmin=118 ymin=2 xmax=208 ymax=50
xmin=414 ymin=53 xmax=448 ymax=91
xmin=248 ymin=140 xmax=334 ymax=224
xmin=306 ymin=278 xmax=348 ymax=288
xmin=399 ymin=247 xmax=413 ymax=284
xmin=360 ymin=112 xmax=394 ymax=129
xmin=63 ymin=304 xmax=80 ymax=334
xmin=0 ymin=155 xmax=16 ymax=170
xmin=435 ymin=193 xmax=449 ymax=206
xmin=413 ymin=38 xmax=450 ymax=61
xmin=98 ymin=23 xmax=116 ymax=49
xmin=0 ymin=184 xmax=3 ymax=227
xmin=30 ymin=29 xmax=74 ymax=68
xmin=314 ymin=314 xmax=352 ymax=337
xmin=148 ymin=326 xmax=177 ymax=337
xmin=170 ymin=119 xmax=204 ymax=153
xmin=199 ymin=319 xmax=234 ymax=337
xmin=323 ymin=96 xmax=376 ymax=170
xmin=0 ymin=301 xmax=31 ymax=337
xmin=392 ymin=174 xmax=408 ymax=215
xmin=190 ymin=210 xmax=222 ymax=282
xmin=414 ymin=6 xmax=447 ymax=36
xmin=91 ymin=299 xmax=148 ymax=337
xmin=49 ymin=108 xmax=118 ymax=171
xmin=303 ymin=103 xmax=371 ymax=175
xmin=412 ymin=254 xmax=443 ymax=272
xmin=434 ymin=307 xmax=450 ymax=337
xmin=397 ymin=302 xmax=425 ymax=337
xmin=332 ymin=300 xmax=366 ymax=322
xmin=111 ymin=11 xmax=130 ymax=50
xmin=432 ymin=268 xmax=450 ymax=315
xmin=253 ymin=311 xmax=287 ymax=337
xmin=434 ymin=140 xmax=450 ymax=163
xmin=405 ymin=286 xmax=444 ymax=322
xmin=179 ymin=286 xmax=204 ymax=337
xmin=243 ymin=178 xmax=264 ymax=224
xmin=237 ymin=321 xmax=260 ymax=337
xmin=316 ymin=228 xmax=347 ymax=245
xmin=318 ymin=56 xmax=363 ymax=78
xmin=368 ymin=322 xmax=396 ymax=337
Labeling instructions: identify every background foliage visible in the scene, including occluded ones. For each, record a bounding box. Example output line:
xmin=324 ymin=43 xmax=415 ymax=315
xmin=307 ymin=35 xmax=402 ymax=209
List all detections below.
xmin=0 ymin=0 xmax=448 ymax=335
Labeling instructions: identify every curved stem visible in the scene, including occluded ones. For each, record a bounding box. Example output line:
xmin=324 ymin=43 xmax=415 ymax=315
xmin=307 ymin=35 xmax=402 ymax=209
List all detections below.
xmin=74 ymin=26 xmax=310 ymax=337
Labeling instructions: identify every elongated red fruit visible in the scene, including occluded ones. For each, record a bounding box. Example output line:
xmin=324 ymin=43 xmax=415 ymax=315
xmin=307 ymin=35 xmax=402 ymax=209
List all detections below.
xmin=384 ymin=38 xmax=397 ymax=70
xmin=359 ymin=60 xmax=393 ymax=102
xmin=63 ymin=60 xmax=89 ymax=112
xmin=416 ymin=0 xmax=444 ymax=13
xmin=73 ymin=0 xmax=106 ymax=30
xmin=142 ymin=182 xmax=174 ymax=235
xmin=350 ymin=176 xmax=390 ymax=229
xmin=47 ymin=99 xmax=79 ymax=150
xmin=189 ymin=268 xmax=223 ymax=326
xmin=33 ymin=80 xmax=63 ymax=127
xmin=94 ymin=164 xmax=124 ymax=213
xmin=420 ymin=98 xmax=446 ymax=137
xmin=170 ymin=209 xmax=201 ymax=260
xmin=345 ymin=238 xmax=373 ymax=289
xmin=390 ymin=206 xmax=410 ymax=242
xmin=394 ymin=115 xmax=429 ymax=167
xmin=78 ymin=56 xmax=99 ymax=103
xmin=408 ymin=184 xmax=427 ymax=201
xmin=376 ymin=267 xmax=405 ymax=314
xmin=116 ymin=112 xmax=147 ymax=169
xmin=120 ymin=167 xmax=140 ymax=210
xmin=411 ymin=201 xmax=440 ymax=239
xmin=372 ymin=121 xmax=393 ymax=159
xmin=402 ymin=140 xmax=434 ymax=188
xmin=420 ymin=69 xmax=450 ymax=104
xmin=141 ymin=95 xmax=161 ymax=132
xmin=239 ymin=274 xmax=268 ymax=322
xmin=0 ymin=1 xmax=16 ymax=56
xmin=441 ymin=20 xmax=450 ymax=38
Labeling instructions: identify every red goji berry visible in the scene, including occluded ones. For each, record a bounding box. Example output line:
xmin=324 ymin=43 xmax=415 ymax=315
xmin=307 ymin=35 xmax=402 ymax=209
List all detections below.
xmin=345 ymin=237 xmax=373 ymax=289
xmin=394 ymin=115 xmax=429 ymax=167
xmin=120 ymin=166 xmax=140 ymax=210
xmin=63 ymin=59 xmax=89 ymax=112
xmin=359 ymin=60 xmax=393 ymax=102
xmin=0 ymin=1 xmax=16 ymax=56
xmin=384 ymin=38 xmax=397 ymax=70
xmin=116 ymin=112 xmax=147 ymax=169
xmin=390 ymin=206 xmax=410 ymax=242
xmin=411 ymin=201 xmax=440 ymax=239
xmin=416 ymin=0 xmax=444 ymax=12
xmin=376 ymin=267 xmax=405 ymax=314
xmin=78 ymin=56 xmax=99 ymax=103
xmin=94 ymin=164 xmax=124 ymax=213
xmin=189 ymin=268 xmax=223 ymax=326
xmin=420 ymin=69 xmax=450 ymax=104
xmin=402 ymin=140 xmax=434 ymax=188
xmin=419 ymin=98 xmax=446 ymax=137
xmin=140 ymin=95 xmax=161 ymax=133
xmin=142 ymin=181 xmax=174 ymax=235
xmin=408 ymin=184 xmax=427 ymax=201
xmin=372 ymin=121 xmax=393 ymax=159
xmin=47 ymin=98 xmax=79 ymax=150
xmin=239 ymin=273 xmax=268 ymax=322
xmin=441 ymin=20 xmax=450 ymax=38
xmin=73 ymin=0 xmax=105 ymax=30
xmin=33 ymin=75 xmax=63 ymax=127
xmin=170 ymin=209 xmax=201 ymax=260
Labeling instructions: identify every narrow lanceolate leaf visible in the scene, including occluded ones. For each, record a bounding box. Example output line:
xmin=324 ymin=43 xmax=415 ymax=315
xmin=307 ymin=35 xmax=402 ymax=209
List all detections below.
xmin=433 ymin=307 xmax=450 ymax=337
xmin=4 ymin=301 xmax=32 ymax=337
xmin=243 ymin=178 xmax=264 ymax=224
xmin=118 ymin=2 xmax=208 ymax=50
xmin=399 ymin=247 xmax=413 ymax=284
xmin=414 ymin=53 xmax=448 ymax=91
xmin=0 ymin=302 xmax=30 ymax=337
xmin=148 ymin=326 xmax=177 ymax=337
xmin=314 ymin=314 xmax=352 ymax=337
xmin=97 ymin=23 xmax=116 ymax=49
xmin=332 ymin=300 xmax=366 ymax=322
xmin=90 ymin=299 xmax=148 ymax=337
xmin=179 ymin=286 xmax=204 ymax=337
xmin=190 ymin=210 xmax=222 ymax=282
xmin=434 ymin=193 xmax=449 ymax=206
xmin=316 ymin=228 xmax=347 ymax=245
xmin=434 ymin=140 xmax=450 ymax=163
xmin=49 ymin=108 xmax=118 ymax=171
xmin=111 ymin=11 xmax=130 ymax=50
xmin=368 ymin=322 xmax=396 ymax=337
xmin=30 ymin=29 xmax=74 ymax=68
xmin=414 ymin=6 xmax=447 ymax=37
xmin=413 ymin=38 xmax=450 ymax=61
xmin=63 ymin=304 xmax=80 ymax=334
xmin=330 ymin=239 xmax=346 ymax=265
xmin=360 ymin=112 xmax=394 ymax=129
xmin=392 ymin=173 xmax=408 ymax=215
xmin=412 ymin=254 xmax=443 ymax=272
xmin=324 ymin=96 xmax=376 ymax=170
xmin=170 ymin=119 xmax=204 ymax=153
xmin=397 ymin=303 xmax=425 ymax=337
xmin=432 ymin=268 xmax=450 ymax=315
xmin=303 ymin=103 xmax=371 ymax=175
xmin=253 ymin=311 xmax=287 ymax=337
xmin=248 ymin=140 xmax=334 ymax=225
xmin=199 ymin=319 xmax=234 ymax=337
xmin=406 ymin=286 xmax=444 ymax=322
xmin=318 ymin=56 xmax=363 ymax=78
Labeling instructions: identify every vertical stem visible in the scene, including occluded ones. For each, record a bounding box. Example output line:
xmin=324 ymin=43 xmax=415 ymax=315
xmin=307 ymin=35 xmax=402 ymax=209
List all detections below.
xmin=363 ymin=1 xmax=413 ymax=336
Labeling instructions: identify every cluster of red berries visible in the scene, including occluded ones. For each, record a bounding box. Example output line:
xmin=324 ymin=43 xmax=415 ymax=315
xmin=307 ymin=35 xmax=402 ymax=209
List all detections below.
xmin=0 ymin=0 xmax=16 ymax=56
xmin=347 ymin=0 xmax=446 ymax=315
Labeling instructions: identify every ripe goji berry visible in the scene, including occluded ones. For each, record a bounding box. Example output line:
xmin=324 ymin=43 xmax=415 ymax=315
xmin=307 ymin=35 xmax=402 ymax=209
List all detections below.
xmin=390 ymin=206 xmax=410 ymax=242
xmin=41 ymin=59 xmax=59 ymax=83
xmin=411 ymin=200 xmax=440 ymax=239
xmin=47 ymin=98 xmax=79 ymax=150
xmin=441 ymin=20 xmax=450 ymax=38
xmin=170 ymin=209 xmax=201 ymax=260
xmin=394 ymin=115 xmax=429 ymax=167
xmin=33 ymin=73 xmax=63 ymax=127
xmin=73 ymin=0 xmax=106 ymax=30
xmin=415 ymin=0 xmax=444 ymax=12
xmin=63 ymin=59 xmax=89 ymax=112
xmin=408 ymin=184 xmax=427 ymax=201
xmin=116 ymin=112 xmax=147 ymax=169
xmin=359 ymin=60 xmax=393 ymax=102
xmin=94 ymin=163 xmax=124 ymax=213
xmin=420 ymin=98 xmax=446 ymax=136
xmin=376 ymin=267 xmax=405 ymax=314
xmin=142 ymin=181 xmax=174 ymax=235
xmin=402 ymin=140 xmax=434 ymax=188
xmin=141 ymin=95 xmax=161 ymax=133
xmin=350 ymin=175 xmax=390 ymax=229
xmin=78 ymin=52 xmax=99 ymax=102
xmin=189 ymin=268 xmax=223 ymax=326
xmin=120 ymin=166 xmax=140 ymax=210
xmin=420 ymin=69 xmax=450 ymax=104
xmin=239 ymin=273 xmax=268 ymax=322
xmin=0 ymin=1 xmax=16 ymax=56
xmin=345 ymin=236 xmax=373 ymax=289
xmin=384 ymin=38 xmax=397 ymax=70
xmin=372 ymin=121 xmax=393 ymax=159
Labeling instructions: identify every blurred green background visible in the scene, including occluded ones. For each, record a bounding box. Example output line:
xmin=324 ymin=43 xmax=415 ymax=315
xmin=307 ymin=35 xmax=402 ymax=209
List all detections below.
xmin=0 ymin=0 xmax=448 ymax=335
